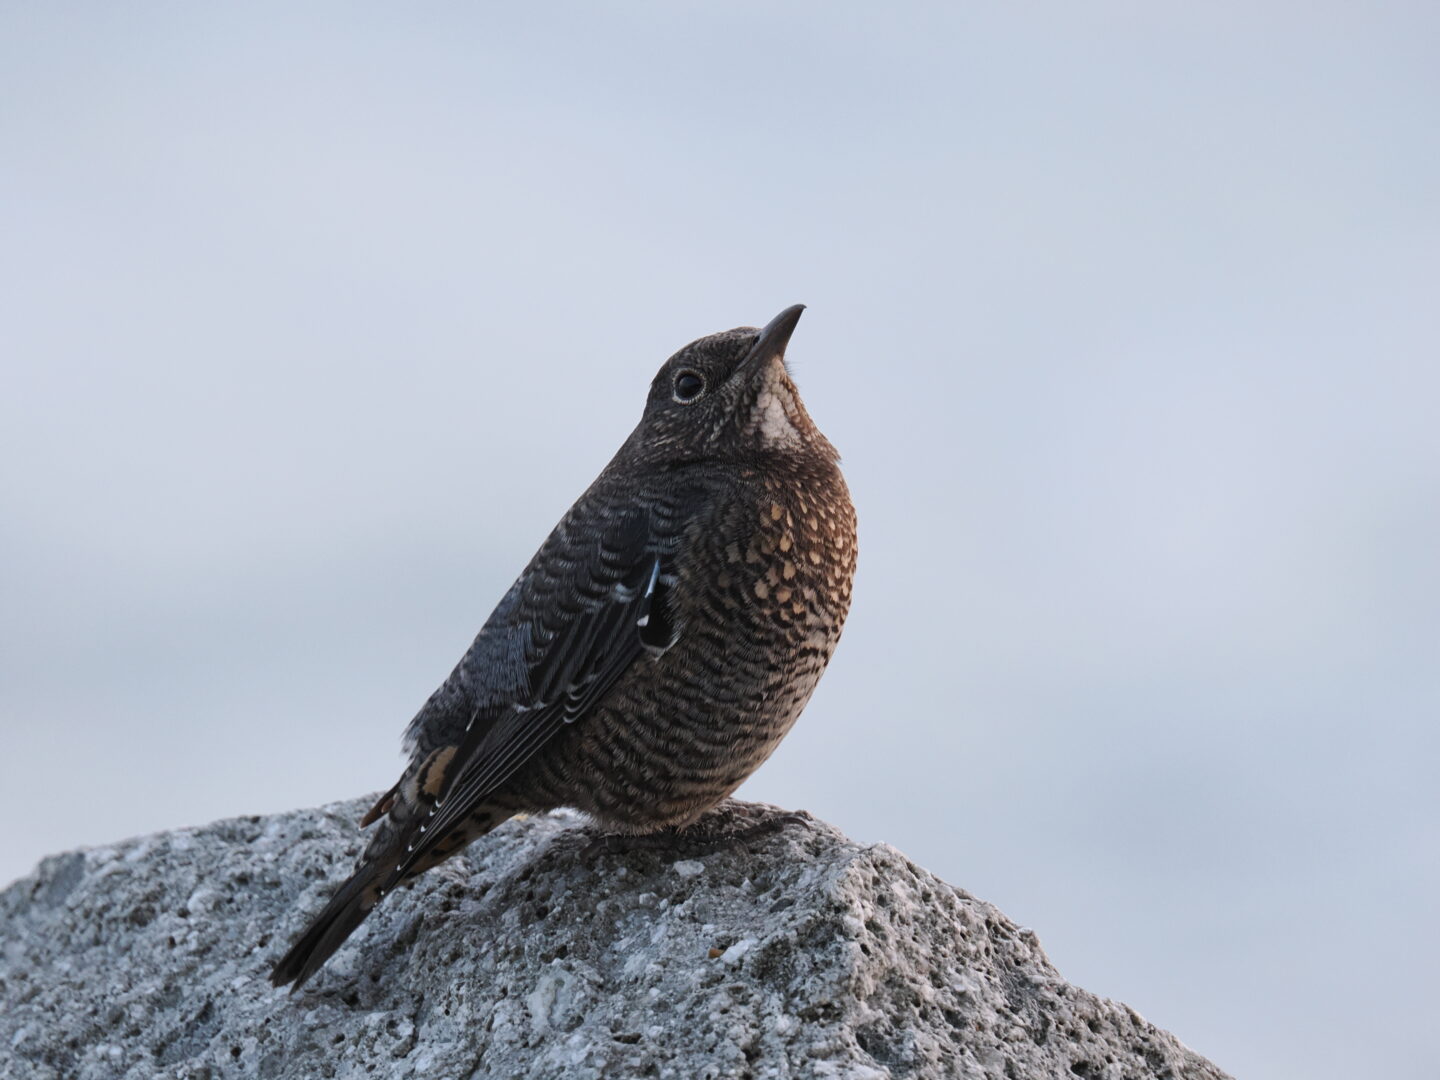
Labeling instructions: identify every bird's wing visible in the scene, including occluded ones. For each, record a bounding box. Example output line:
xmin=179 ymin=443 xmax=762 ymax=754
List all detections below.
xmin=389 ymin=503 xmax=680 ymax=880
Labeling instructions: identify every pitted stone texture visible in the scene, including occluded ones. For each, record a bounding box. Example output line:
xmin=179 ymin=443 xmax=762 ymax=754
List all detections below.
xmin=0 ymin=800 xmax=1230 ymax=1079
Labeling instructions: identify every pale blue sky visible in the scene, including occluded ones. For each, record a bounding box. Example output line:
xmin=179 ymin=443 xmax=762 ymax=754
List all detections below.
xmin=3 ymin=5 xmax=1437 ymax=1078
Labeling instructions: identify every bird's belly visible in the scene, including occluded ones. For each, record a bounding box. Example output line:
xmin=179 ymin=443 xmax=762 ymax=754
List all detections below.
xmin=514 ymin=626 xmax=837 ymax=832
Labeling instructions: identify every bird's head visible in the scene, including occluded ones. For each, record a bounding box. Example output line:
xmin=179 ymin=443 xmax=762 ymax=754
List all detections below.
xmin=631 ymin=305 xmax=834 ymax=466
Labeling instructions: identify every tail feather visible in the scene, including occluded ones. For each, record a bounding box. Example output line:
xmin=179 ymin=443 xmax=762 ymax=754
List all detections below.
xmin=270 ymin=863 xmax=389 ymax=991
xmin=270 ymin=786 xmax=508 ymax=991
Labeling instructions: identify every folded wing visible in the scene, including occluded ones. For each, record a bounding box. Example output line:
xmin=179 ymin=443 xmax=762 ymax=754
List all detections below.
xmin=389 ymin=505 xmax=677 ymax=881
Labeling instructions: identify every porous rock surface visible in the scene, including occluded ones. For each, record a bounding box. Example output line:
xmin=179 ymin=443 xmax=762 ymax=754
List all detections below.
xmin=0 ymin=799 xmax=1230 ymax=1080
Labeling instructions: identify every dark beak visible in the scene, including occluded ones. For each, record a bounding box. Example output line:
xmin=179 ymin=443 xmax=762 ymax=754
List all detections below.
xmin=744 ymin=304 xmax=805 ymax=370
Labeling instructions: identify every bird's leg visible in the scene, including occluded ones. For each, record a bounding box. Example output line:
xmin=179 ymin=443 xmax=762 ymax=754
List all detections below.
xmin=705 ymin=809 xmax=813 ymax=845
xmin=580 ymin=827 xmax=685 ymax=860
xmin=580 ymin=806 xmax=814 ymax=860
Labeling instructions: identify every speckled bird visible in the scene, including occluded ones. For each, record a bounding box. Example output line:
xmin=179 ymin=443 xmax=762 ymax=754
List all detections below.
xmin=270 ymin=305 xmax=857 ymax=989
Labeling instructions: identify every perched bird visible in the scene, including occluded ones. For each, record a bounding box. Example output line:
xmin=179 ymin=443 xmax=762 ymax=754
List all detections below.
xmin=270 ymin=305 xmax=857 ymax=990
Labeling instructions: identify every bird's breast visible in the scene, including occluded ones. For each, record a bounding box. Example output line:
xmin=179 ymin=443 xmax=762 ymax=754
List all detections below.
xmin=677 ymin=465 xmax=856 ymax=682
xmin=517 ymin=461 xmax=857 ymax=832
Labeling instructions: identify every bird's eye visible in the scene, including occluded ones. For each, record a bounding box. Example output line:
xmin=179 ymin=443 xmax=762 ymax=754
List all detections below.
xmin=672 ymin=370 xmax=706 ymax=403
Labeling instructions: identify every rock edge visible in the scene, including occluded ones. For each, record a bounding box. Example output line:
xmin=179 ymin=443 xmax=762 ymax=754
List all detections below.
xmin=0 ymin=799 xmax=1231 ymax=1080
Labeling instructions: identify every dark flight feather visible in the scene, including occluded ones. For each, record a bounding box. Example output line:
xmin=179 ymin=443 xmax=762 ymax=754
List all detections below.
xmin=386 ymin=508 xmax=675 ymax=884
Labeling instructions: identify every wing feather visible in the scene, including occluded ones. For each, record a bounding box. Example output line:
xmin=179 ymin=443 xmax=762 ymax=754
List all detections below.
xmin=387 ymin=506 xmax=674 ymax=881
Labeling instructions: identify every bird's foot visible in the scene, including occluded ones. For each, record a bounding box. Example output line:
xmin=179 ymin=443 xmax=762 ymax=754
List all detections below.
xmin=580 ymin=830 xmax=682 ymax=860
xmin=581 ymin=806 xmax=814 ymax=860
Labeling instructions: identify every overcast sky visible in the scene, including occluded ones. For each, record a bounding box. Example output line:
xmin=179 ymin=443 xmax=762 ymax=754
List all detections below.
xmin=3 ymin=5 xmax=1437 ymax=1078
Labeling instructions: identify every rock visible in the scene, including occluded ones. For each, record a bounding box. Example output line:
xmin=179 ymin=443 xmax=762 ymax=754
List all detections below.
xmin=0 ymin=799 xmax=1231 ymax=1079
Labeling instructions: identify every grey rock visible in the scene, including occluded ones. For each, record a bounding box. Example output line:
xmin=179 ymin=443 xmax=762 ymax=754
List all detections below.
xmin=0 ymin=800 xmax=1231 ymax=1079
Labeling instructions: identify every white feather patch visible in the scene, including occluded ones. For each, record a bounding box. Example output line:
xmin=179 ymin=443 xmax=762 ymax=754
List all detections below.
xmin=755 ymin=386 xmax=801 ymax=448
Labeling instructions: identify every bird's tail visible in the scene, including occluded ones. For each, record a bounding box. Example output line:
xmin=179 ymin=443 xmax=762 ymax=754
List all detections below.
xmin=271 ymin=742 xmax=511 ymax=990
xmin=270 ymin=858 xmax=393 ymax=991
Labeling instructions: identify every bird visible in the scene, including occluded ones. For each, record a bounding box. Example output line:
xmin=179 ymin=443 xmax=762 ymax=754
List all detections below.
xmin=269 ymin=304 xmax=857 ymax=990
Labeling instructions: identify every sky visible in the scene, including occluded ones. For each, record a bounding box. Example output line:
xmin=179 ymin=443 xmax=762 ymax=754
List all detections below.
xmin=3 ymin=4 xmax=1438 ymax=1078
